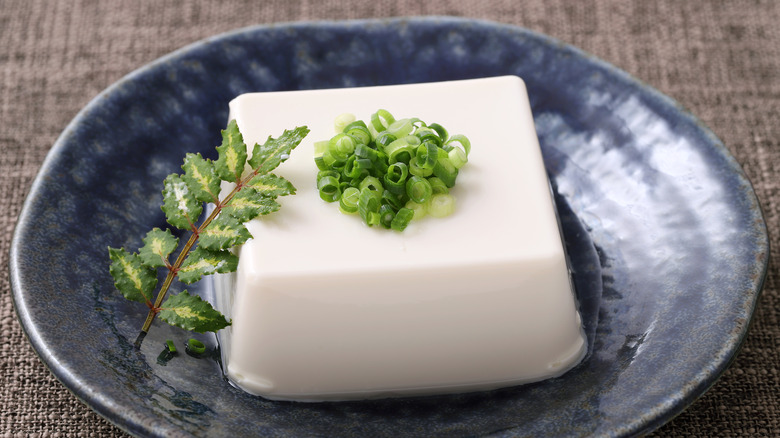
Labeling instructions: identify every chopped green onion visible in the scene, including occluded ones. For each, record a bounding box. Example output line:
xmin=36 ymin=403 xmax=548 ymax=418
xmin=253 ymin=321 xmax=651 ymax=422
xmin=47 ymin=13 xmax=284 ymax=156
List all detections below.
xmin=314 ymin=111 xmax=470 ymax=231
xmin=445 ymin=134 xmax=471 ymax=156
xmin=339 ymin=187 xmax=360 ymax=213
xmin=321 ymin=149 xmax=343 ymax=168
xmin=428 ymin=194 xmax=456 ymax=218
xmin=328 ymin=133 xmax=356 ymax=161
xmin=355 ymin=158 xmax=373 ymax=171
xmin=428 ymin=123 xmax=448 ymax=143
xmin=408 ymin=117 xmax=426 ymax=129
xmin=314 ymin=155 xmax=328 ymax=171
xmin=343 ymin=155 xmax=372 ymax=179
xmin=379 ymin=204 xmax=396 ymax=229
xmin=409 ymin=160 xmax=433 ymax=178
xmin=372 ymin=149 xmax=389 ymax=175
xmin=314 ymin=140 xmax=329 ymax=155
xmin=405 ymin=199 xmax=427 ymax=220
xmin=334 ymin=113 xmax=356 ymax=133
xmin=416 ymin=142 xmax=438 ymax=170
xmin=382 ymin=189 xmax=407 ymax=211
xmin=387 ymin=118 xmax=414 ymax=138
xmin=448 ymin=147 xmax=468 ymax=169
xmin=165 ymin=339 xmax=177 ymax=353
xmin=384 ymin=162 xmax=408 ymax=194
xmin=406 ymin=175 xmax=433 ymax=204
xmin=318 ymin=169 xmax=340 ymax=180
xmin=317 ymin=175 xmax=341 ymax=202
xmin=344 ymin=120 xmax=371 ymax=145
xmin=358 ymin=187 xmax=381 ymax=226
xmin=355 ymin=143 xmax=379 ymax=161
xmin=366 ymin=211 xmax=380 ymax=226
xmin=427 ymin=176 xmax=449 ymax=195
xmin=391 ymin=207 xmax=415 ymax=231
xmin=186 ymin=338 xmax=206 ymax=356
xmin=359 ymin=176 xmax=383 ymax=193
xmin=415 ymin=127 xmax=441 ymax=146
xmin=370 ymin=109 xmax=395 ymax=135
xmin=432 ymin=156 xmax=458 ymax=187
xmin=375 ymin=132 xmax=397 ymax=149
xmin=385 ymin=135 xmax=420 ymax=164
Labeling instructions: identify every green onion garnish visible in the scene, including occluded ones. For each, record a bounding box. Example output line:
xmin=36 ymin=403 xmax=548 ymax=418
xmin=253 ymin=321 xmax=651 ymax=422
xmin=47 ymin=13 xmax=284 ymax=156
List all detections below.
xmin=334 ymin=112 xmax=356 ymax=133
xmin=339 ymin=187 xmax=360 ymax=214
xmin=186 ymin=338 xmax=206 ymax=356
xmin=379 ymin=204 xmax=396 ymax=229
xmin=405 ymin=199 xmax=427 ymax=220
xmin=314 ymin=110 xmax=470 ymax=230
xmin=391 ymin=207 xmax=415 ymax=231
xmin=406 ymin=176 xmax=432 ymax=204
xmin=427 ymin=176 xmax=449 ymax=195
xmin=317 ymin=175 xmax=341 ymax=202
xmin=428 ymin=194 xmax=456 ymax=218
xmin=384 ymin=162 xmax=408 ymax=194
xmin=358 ymin=187 xmax=381 ymax=226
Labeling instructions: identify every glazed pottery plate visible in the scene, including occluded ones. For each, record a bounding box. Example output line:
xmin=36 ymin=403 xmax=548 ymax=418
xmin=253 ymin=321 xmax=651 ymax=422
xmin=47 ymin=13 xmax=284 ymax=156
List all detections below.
xmin=10 ymin=17 xmax=768 ymax=437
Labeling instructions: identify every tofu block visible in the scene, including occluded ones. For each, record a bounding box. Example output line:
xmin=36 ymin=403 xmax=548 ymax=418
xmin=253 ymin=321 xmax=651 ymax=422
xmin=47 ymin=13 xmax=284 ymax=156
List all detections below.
xmin=212 ymin=76 xmax=586 ymax=401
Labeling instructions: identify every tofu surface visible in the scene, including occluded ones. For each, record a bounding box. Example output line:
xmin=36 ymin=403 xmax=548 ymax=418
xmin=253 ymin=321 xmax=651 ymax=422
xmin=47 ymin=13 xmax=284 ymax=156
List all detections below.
xmin=213 ymin=76 xmax=586 ymax=401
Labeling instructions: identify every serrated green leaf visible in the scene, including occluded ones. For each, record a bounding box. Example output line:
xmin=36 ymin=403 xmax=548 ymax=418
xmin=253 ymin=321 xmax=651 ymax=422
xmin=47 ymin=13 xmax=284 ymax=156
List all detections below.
xmin=181 ymin=153 xmax=221 ymax=203
xmin=138 ymin=228 xmax=179 ymax=268
xmin=108 ymin=247 xmax=156 ymax=304
xmin=178 ymin=247 xmax=238 ymax=284
xmin=221 ymin=187 xmax=281 ymax=221
xmin=199 ymin=214 xmax=252 ymax=250
xmin=247 ymin=126 xmax=310 ymax=175
xmin=214 ymin=120 xmax=248 ymax=182
xmin=162 ymin=173 xmax=202 ymax=230
xmin=158 ymin=290 xmax=231 ymax=333
xmin=247 ymin=173 xmax=296 ymax=198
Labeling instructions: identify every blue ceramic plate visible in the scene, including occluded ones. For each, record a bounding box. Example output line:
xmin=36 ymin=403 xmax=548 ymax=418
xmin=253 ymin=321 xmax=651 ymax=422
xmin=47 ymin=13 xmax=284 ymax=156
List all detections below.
xmin=10 ymin=17 xmax=768 ymax=437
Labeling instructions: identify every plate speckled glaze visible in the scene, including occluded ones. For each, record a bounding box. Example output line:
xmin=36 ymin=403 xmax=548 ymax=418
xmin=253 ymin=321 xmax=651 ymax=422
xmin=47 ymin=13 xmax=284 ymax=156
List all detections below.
xmin=10 ymin=17 xmax=768 ymax=437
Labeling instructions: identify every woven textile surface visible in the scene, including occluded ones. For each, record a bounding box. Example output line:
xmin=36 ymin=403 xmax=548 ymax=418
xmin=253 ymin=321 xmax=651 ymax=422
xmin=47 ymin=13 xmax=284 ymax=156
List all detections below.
xmin=1 ymin=0 xmax=778 ymax=436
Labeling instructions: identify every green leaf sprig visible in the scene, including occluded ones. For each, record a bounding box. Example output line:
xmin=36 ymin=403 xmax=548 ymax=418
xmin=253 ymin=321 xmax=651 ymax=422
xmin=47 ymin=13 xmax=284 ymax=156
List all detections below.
xmin=108 ymin=120 xmax=309 ymax=335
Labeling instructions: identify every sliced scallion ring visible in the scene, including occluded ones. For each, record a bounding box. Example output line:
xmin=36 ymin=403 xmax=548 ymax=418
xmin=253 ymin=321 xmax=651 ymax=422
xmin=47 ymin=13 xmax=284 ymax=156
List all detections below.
xmin=428 ymin=194 xmax=456 ymax=218
xmin=186 ymin=338 xmax=206 ymax=356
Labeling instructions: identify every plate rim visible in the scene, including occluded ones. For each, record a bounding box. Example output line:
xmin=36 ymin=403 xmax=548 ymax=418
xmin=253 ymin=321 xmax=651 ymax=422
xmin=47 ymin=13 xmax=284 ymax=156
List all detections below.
xmin=9 ymin=16 xmax=770 ymax=437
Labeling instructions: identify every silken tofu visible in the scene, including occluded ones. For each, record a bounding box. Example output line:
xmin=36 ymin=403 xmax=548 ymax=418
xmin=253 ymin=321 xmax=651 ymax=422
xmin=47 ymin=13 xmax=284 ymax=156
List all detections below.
xmin=212 ymin=76 xmax=587 ymax=401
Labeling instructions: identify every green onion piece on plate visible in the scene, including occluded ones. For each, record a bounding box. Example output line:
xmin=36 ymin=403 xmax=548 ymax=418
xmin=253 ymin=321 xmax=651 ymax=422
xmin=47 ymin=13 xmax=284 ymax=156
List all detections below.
xmin=186 ymin=338 xmax=206 ymax=356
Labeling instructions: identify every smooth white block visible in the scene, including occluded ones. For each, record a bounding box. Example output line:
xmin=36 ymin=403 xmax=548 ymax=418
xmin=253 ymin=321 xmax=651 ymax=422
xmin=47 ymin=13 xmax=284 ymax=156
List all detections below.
xmin=213 ymin=76 xmax=586 ymax=401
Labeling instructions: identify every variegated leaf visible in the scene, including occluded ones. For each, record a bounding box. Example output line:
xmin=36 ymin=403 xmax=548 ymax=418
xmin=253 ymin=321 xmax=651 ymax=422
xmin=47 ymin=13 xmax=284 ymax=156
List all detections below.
xmin=199 ymin=214 xmax=251 ymax=250
xmin=178 ymin=247 xmax=238 ymax=284
xmin=108 ymin=247 xmax=156 ymax=304
xmin=222 ymin=187 xmax=281 ymax=222
xmin=247 ymin=126 xmax=310 ymax=175
xmin=181 ymin=153 xmax=221 ymax=203
xmin=247 ymin=173 xmax=296 ymax=198
xmin=138 ymin=228 xmax=178 ymax=268
xmin=158 ymin=290 xmax=231 ymax=333
xmin=214 ymin=119 xmax=248 ymax=182
xmin=162 ymin=173 xmax=202 ymax=230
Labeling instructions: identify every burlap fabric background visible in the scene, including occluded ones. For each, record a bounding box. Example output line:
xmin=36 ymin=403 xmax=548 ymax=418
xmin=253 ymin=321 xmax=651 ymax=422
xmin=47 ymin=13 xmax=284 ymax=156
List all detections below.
xmin=2 ymin=1 xmax=778 ymax=436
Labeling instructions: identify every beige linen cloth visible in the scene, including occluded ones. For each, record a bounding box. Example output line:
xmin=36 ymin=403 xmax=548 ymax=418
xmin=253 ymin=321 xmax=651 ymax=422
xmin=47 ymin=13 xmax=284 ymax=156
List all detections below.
xmin=1 ymin=1 xmax=778 ymax=435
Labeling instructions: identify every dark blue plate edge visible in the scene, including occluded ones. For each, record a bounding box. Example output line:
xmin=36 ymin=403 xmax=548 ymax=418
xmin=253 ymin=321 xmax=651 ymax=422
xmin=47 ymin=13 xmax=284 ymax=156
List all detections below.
xmin=8 ymin=16 xmax=770 ymax=438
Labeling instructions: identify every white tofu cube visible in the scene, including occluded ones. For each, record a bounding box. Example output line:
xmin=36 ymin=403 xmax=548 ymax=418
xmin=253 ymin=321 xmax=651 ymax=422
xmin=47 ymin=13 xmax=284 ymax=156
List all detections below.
xmin=213 ymin=76 xmax=586 ymax=401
